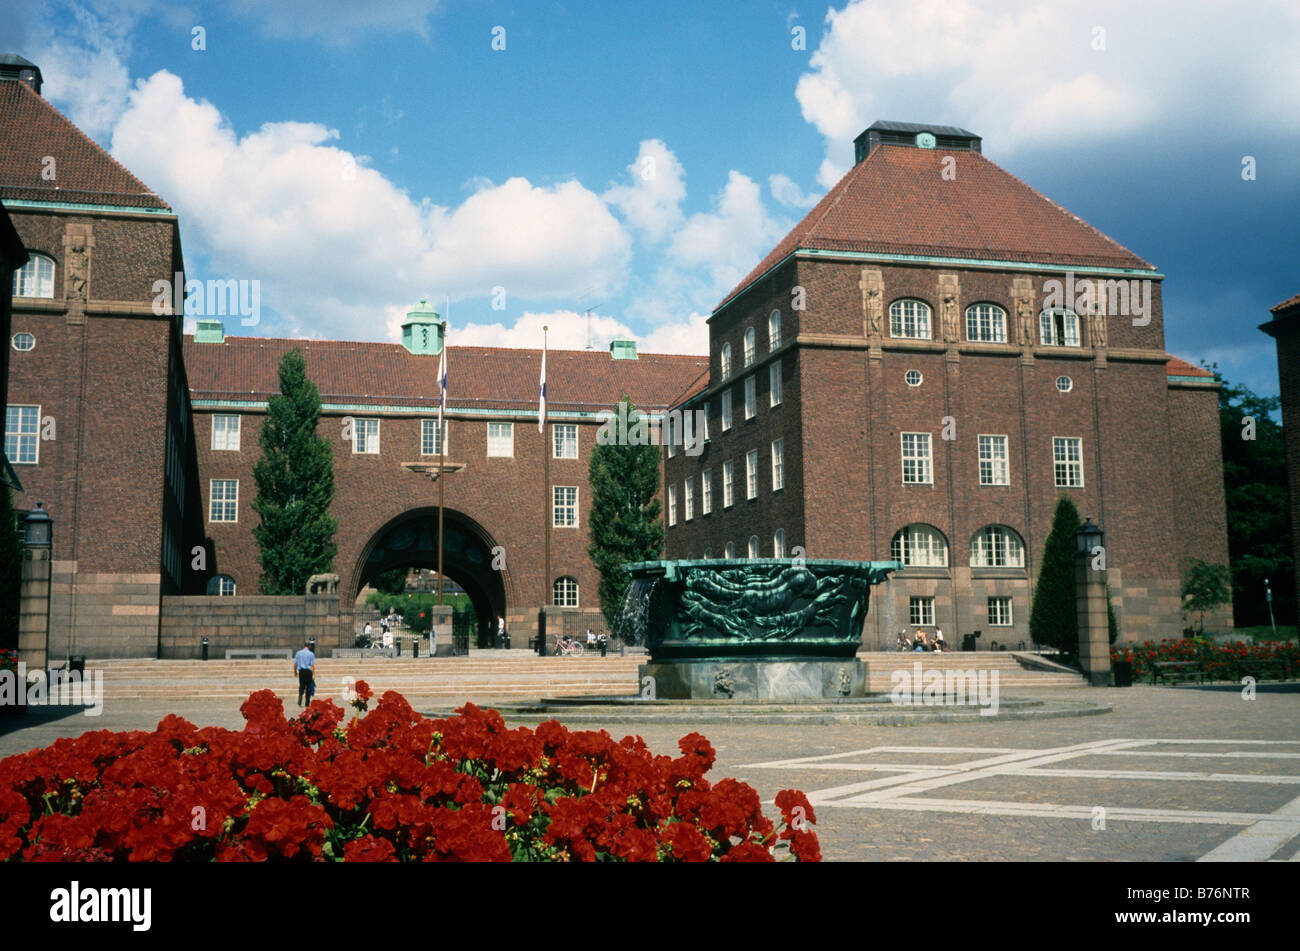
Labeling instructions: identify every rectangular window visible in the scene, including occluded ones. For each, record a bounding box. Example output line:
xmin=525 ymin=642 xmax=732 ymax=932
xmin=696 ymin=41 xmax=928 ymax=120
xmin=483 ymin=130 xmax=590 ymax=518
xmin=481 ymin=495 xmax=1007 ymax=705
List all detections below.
xmin=209 ymin=479 xmax=238 ymax=522
xmin=901 ymin=432 xmax=932 ymax=485
xmin=1040 ymin=310 xmax=1081 ymax=347
xmin=5 ymin=404 xmax=39 ymax=465
xmin=723 ymin=460 xmax=735 ymax=508
xmin=746 ymin=449 xmax=758 ymax=499
xmin=721 ymin=390 xmax=733 ymax=431
xmin=212 ymin=414 xmax=241 ymax=451
xmin=421 ymin=419 xmax=447 ymax=456
xmin=744 ymin=377 xmax=756 ymax=420
xmin=553 ymin=486 xmax=578 ymax=527
xmin=978 ymin=434 xmax=1009 ymax=486
xmin=1053 ymin=437 xmax=1084 ymax=487
xmin=353 ymin=417 xmax=380 ymax=454
xmin=668 ymin=484 xmax=678 ymax=527
xmin=488 ymin=422 xmax=514 ymax=457
xmin=909 ymin=596 xmax=935 ymax=627
xmin=769 ymin=311 xmax=781 ymax=349
xmin=988 ymin=597 xmax=1013 ymax=626
xmin=553 ymin=423 xmax=577 ymax=459
xmin=771 ymin=438 xmax=784 ymax=491
xmin=769 ymin=362 xmax=782 ymax=406
xmin=666 ymin=415 xmax=676 ymax=459
xmin=684 ymin=479 xmax=695 ymax=520
xmin=702 ymin=401 xmax=710 ymax=440
xmin=702 ymin=470 xmax=713 ymax=515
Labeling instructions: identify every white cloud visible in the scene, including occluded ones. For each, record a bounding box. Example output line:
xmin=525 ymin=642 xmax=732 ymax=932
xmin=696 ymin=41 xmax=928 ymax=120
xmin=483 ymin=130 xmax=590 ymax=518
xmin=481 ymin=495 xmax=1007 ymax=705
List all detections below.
xmin=226 ymin=0 xmax=441 ymax=45
xmin=668 ymin=171 xmax=789 ymax=296
xmin=448 ymin=311 xmax=634 ymax=351
xmin=640 ymin=312 xmax=710 ymax=355
xmin=603 ymin=139 xmax=687 ymax=243
xmin=769 ymin=173 xmax=821 ymax=209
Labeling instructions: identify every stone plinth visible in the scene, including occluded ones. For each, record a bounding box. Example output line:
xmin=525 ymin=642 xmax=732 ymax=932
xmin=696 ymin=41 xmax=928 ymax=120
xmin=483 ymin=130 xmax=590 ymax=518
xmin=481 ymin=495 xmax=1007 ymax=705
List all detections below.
xmin=639 ymin=659 xmax=868 ymax=701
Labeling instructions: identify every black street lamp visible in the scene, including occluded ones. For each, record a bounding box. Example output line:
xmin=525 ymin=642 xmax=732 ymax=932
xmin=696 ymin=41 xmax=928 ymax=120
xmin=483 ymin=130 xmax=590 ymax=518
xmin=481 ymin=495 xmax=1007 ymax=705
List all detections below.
xmin=22 ymin=501 xmax=51 ymax=547
xmin=1076 ymin=517 xmax=1103 ymax=558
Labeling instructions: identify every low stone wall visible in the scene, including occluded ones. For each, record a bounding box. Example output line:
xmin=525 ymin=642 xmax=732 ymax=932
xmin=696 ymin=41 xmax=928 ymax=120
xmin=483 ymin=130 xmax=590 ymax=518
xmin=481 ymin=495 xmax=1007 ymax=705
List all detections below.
xmin=159 ymin=593 xmax=349 ymax=659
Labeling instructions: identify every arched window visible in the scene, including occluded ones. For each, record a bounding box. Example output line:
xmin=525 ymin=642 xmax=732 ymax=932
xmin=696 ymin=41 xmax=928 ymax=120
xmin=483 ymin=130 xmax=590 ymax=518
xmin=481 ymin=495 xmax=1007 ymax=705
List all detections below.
xmin=720 ymin=343 xmax=732 ymax=378
xmin=1040 ymin=309 xmax=1080 ymax=347
xmin=724 ymin=541 xmax=735 ymax=559
xmin=748 ymin=535 xmax=760 ymax=559
xmin=553 ymin=576 xmax=579 ymax=607
xmin=970 ymin=525 xmax=1025 ymax=568
xmin=890 ymin=524 xmax=948 ymax=567
xmin=743 ymin=328 xmax=756 ymax=367
xmin=773 ymin=528 xmax=786 ymax=558
xmin=966 ymin=303 xmax=1007 ymax=343
xmin=12 ymin=254 xmax=54 ymax=299
xmin=768 ymin=309 xmax=781 ymax=349
xmin=704 ymin=548 xmax=713 ymax=559
xmin=206 ymin=574 xmax=236 ymax=596
xmin=889 ymin=299 xmax=931 ymax=340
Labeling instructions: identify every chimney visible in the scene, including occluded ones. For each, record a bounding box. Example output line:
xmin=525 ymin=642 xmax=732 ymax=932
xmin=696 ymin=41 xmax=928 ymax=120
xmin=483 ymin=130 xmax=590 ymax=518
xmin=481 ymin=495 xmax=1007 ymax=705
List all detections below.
xmin=0 ymin=55 xmax=43 ymax=95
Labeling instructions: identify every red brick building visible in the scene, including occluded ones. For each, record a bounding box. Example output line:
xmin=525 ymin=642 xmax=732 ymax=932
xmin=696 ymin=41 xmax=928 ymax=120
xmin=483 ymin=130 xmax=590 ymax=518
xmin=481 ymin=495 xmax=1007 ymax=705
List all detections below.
xmin=663 ymin=121 xmax=1229 ymax=647
xmin=1260 ymin=292 xmax=1300 ymax=618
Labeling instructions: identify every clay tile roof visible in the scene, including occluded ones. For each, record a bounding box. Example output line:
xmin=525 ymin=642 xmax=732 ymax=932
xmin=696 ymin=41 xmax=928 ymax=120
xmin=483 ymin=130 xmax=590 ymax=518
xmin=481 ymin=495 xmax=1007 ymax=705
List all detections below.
xmin=183 ymin=335 xmax=708 ymax=413
xmin=1271 ymin=291 xmax=1300 ymax=313
xmin=0 ymin=80 xmax=170 ymax=210
xmin=718 ymin=144 xmax=1153 ymax=311
xmin=1166 ymin=356 xmax=1213 ymax=378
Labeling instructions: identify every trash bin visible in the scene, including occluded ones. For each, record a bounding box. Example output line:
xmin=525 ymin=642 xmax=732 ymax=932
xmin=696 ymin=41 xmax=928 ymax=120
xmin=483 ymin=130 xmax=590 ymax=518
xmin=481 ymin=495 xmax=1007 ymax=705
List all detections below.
xmin=69 ymin=655 xmax=85 ymax=673
xmin=962 ymin=633 xmax=978 ymax=652
xmin=1113 ymin=660 xmax=1133 ymax=687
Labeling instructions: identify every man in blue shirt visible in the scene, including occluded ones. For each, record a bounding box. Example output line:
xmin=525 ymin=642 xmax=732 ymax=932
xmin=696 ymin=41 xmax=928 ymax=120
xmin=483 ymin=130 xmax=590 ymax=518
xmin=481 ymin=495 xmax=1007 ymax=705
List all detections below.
xmin=293 ymin=642 xmax=316 ymax=707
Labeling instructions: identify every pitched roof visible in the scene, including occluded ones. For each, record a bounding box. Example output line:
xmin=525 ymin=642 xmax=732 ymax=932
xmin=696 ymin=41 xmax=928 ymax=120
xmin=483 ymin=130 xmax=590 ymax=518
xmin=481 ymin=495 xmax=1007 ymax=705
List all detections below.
xmin=1166 ymin=356 xmax=1213 ymax=378
xmin=1271 ymin=292 xmax=1300 ymax=314
xmin=0 ymin=80 xmax=170 ymax=210
xmin=183 ymin=335 xmax=708 ymax=414
xmin=718 ymin=144 xmax=1153 ymax=310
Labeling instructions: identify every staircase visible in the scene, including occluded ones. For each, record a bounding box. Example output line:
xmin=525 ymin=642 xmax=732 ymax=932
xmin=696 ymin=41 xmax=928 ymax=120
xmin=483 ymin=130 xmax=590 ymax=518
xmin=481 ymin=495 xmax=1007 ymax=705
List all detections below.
xmin=859 ymin=651 xmax=1087 ymax=691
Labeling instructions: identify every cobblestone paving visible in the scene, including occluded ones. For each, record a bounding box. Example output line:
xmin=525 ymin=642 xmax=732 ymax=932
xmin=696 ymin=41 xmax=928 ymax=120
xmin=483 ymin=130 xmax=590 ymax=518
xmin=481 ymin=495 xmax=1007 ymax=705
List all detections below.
xmin=2 ymin=682 xmax=1297 ymax=861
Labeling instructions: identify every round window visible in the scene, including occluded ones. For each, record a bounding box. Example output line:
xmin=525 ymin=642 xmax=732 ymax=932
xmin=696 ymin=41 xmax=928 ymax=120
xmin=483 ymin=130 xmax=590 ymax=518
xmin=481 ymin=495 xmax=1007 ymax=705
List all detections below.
xmin=905 ymin=370 xmax=922 ymax=387
xmin=11 ymin=332 xmax=34 ymax=352
xmin=1056 ymin=376 xmax=1073 ymax=392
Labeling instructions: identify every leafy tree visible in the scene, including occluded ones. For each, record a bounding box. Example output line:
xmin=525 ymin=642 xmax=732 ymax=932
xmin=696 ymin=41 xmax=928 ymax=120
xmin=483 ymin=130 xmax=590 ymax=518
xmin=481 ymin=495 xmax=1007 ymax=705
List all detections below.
xmin=1203 ymin=363 xmax=1294 ymax=626
xmin=1030 ymin=496 xmax=1081 ymax=654
xmin=370 ymin=567 xmax=409 ymax=595
xmin=1182 ymin=558 xmax=1233 ymax=633
xmin=0 ymin=484 xmax=21 ymax=646
xmin=251 ymin=348 xmax=338 ymax=594
xmin=587 ymin=397 xmax=665 ymax=636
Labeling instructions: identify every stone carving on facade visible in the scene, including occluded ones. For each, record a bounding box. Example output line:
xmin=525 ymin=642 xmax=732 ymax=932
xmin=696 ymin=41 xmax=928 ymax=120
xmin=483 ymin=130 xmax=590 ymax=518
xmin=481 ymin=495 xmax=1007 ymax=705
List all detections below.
xmin=1091 ymin=310 xmax=1108 ymax=349
xmin=837 ymin=667 xmax=852 ymax=696
xmin=938 ymin=274 xmax=960 ymax=343
xmin=712 ymin=666 xmax=736 ymax=697
xmin=860 ymin=268 xmax=884 ymax=339
xmin=1011 ymin=276 xmax=1035 ymax=349
xmin=64 ymin=228 xmax=91 ymax=302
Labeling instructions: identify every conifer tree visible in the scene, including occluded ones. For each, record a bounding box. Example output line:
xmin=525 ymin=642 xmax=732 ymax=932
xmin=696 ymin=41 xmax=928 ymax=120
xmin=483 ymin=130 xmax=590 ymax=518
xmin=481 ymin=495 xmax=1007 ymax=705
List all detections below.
xmin=251 ymin=348 xmax=338 ymax=594
xmin=1030 ymin=496 xmax=1082 ymax=654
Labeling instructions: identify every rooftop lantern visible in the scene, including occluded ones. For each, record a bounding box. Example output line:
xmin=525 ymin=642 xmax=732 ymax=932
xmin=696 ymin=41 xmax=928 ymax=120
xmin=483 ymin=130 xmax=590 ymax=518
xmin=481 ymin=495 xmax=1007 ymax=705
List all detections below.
xmin=23 ymin=501 xmax=52 ymax=547
xmin=1076 ymin=517 xmax=1103 ymax=557
xmin=401 ymin=297 xmax=444 ymax=356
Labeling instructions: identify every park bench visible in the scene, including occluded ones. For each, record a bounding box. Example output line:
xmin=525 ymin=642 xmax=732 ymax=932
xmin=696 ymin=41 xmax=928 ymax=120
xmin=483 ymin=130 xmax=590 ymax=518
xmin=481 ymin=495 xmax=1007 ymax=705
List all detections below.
xmin=225 ymin=649 xmax=294 ymax=660
xmin=1152 ymin=661 xmax=1205 ymax=685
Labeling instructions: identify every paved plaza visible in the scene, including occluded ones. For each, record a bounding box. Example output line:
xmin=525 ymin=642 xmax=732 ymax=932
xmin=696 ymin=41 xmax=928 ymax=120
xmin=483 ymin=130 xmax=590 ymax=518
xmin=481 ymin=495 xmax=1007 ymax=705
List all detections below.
xmin=3 ymin=672 xmax=1297 ymax=863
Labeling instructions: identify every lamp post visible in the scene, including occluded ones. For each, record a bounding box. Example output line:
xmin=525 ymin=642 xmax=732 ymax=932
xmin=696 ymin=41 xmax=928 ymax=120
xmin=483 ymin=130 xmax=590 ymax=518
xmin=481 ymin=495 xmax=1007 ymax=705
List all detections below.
xmin=1265 ymin=578 xmax=1277 ymax=640
xmin=19 ymin=502 xmax=53 ymax=669
xmin=1075 ymin=517 xmax=1111 ymax=686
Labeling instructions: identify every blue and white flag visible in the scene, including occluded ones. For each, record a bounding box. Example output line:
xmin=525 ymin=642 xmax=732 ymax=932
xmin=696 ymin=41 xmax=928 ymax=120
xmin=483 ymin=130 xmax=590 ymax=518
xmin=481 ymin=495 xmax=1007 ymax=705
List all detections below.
xmin=538 ymin=336 xmax=547 ymax=434
xmin=437 ymin=344 xmax=447 ymax=453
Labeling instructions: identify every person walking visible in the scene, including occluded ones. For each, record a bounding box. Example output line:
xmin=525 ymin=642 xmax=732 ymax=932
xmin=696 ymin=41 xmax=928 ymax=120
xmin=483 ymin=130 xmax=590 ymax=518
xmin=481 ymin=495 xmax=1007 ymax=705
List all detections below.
xmin=293 ymin=641 xmax=316 ymax=707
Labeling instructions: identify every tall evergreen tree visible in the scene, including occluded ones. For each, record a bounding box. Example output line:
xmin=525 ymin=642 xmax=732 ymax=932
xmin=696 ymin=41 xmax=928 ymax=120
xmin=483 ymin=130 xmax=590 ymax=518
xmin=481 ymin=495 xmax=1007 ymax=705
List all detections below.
xmin=251 ymin=348 xmax=338 ymax=594
xmin=587 ymin=397 xmax=665 ymax=635
xmin=1030 ymin=496 xmax=1082 ymax=654
xmin=0 ymin=484 xmax=22 ymax=645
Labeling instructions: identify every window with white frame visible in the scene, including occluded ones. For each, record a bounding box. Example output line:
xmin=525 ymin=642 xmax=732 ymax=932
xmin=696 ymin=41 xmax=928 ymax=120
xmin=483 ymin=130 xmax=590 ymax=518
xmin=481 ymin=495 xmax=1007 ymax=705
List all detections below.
xmin=553 ymin=486 xmax=578 ymax=527
xmin=1040 ymin=309 xmax=1081 ymax=347
xmin=768 ymin=310 xmax=781 ymax=349
xmin=353 ymin=417 xmax=380 ymax=454
xmin=744 ymin=327 xmax=756 ymax=367
xmin=666 ymin=414 xmax=676 ymax=459
xmin=702 ymin=401 xmax=710 ymax=440
xmin=909 ymin=596 xmax=935 ymax=626
xmin=12 ymin=254 xmax=54 ymax=299
xmin=890 ymin=524 xmax=948 ymax=567
xmin=701 ymin=469 xmax=713 ymax=515
xmin=771 ymin=438 xmax=784 ymax=491
xmin=667 ymin=484 xmax=678 ymax=526
xmin=744 ymin=376 xmax=756 ymax=419
xmin=1053 ymin=437 xmax=1084 ymax=487
xmin=723 ymin=459 xmax=735 ymax=508
xmin=212 ymin=414 xmax=241 ymax=451
xmin=890 ymin=299 xmax=931 ymax=339
xmin=554 ymin=576 xmax=579 ymax=608
xmin=970 ymin=525 xmax=1025 ymax=568
xmin=487 ymin=422 xmax=514 ymax=457
xmin=684 ymin=479 xmax=695 ymax=520
xmin=773 ymin=528 xmax=786 ymax=558
xmin=209 ymin=479 xmax=238 ymax=522
xmin=720 ymin=343 xmax=732 ymax=378
xmin=11 ymin=332 xmax=34 ymax=352
xmin=769 ymin=362 xmax=782 ymax=406
xmin=724 ymin=541 xmax=735 ymax=559
xmin=553 ymin=423 xmax=577 ymax=459
xmin=5 ymin=405 xmax=39 ymax=464
xmin=207 ymin=575 xmax=236 ymax=597
xmin=988 ymin=596 xmax=1013 ymax=626
xmin=748 ymin=535 xmax=760 ymax=559
xmin=1056 ymin=376 xmax=1073 ymax=393
xmin=978 ymin=434 xmax=1009 ymax=486
xmin=721 ymin=390 xmax=733 ymax=431
xmin=966 ymin=303 xmax=1007 ymax=343
xmin=746 ymin=449 xmax=758 ymax=499
xmin=901 ymin=432 xmax=932 ymax=484
xmin=422 ymin=419 xmax=447 ymax=456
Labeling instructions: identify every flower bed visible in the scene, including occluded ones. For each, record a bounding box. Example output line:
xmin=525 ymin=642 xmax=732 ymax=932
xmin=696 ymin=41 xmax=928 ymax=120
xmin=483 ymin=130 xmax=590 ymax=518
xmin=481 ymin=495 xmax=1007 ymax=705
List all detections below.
xmin=0 ymin=684 xmax=819 ymax=862
xmin=1110 ymin=638 xmax=1299 ymax=682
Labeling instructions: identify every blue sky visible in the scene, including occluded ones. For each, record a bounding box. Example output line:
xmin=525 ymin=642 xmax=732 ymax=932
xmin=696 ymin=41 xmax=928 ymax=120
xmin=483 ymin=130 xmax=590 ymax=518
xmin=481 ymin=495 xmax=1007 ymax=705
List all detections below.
xmin=7 ymin=0 xmax=1299 ymax=397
